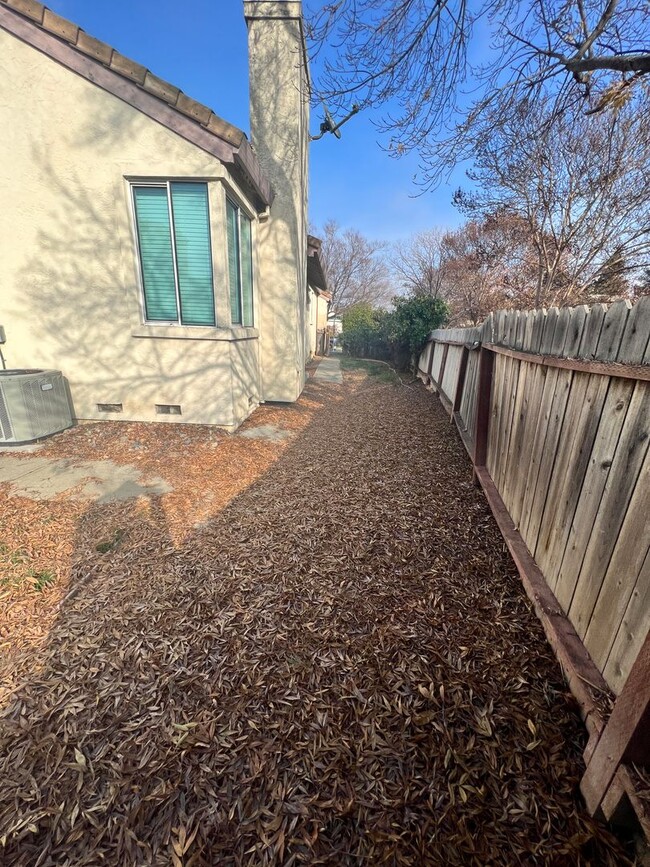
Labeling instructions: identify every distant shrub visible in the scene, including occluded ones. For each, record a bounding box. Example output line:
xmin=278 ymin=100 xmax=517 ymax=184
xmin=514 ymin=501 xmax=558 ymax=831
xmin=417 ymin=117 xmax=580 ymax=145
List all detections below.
xmin=340 ymin=296 xmax=448 ymax=369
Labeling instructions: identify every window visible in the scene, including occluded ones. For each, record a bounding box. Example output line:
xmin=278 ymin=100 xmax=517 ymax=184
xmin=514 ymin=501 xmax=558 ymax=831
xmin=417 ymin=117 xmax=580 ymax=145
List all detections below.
xmin=226 ymin=197 xmax=254 ymax=326
xmin=132 ymin=182 xmax=215 ymax=326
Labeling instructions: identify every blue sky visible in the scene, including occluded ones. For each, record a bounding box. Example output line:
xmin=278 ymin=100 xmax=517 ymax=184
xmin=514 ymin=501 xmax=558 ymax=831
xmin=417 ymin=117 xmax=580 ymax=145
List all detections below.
xmin=46 ymin=0 xmax=466 ymax=241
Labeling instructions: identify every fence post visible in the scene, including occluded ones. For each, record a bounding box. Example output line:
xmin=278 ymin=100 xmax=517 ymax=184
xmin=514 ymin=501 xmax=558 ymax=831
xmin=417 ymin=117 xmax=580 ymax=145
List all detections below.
xmin=437 ymin=343 xmax=449 ymax=391
xmin=453 ymin=345 xmax=470 ymax=415
xmin=473 ymin=346 xmax=494 ymax=472
xmin=426 ymin=338 xmax=436 ymax=385
xmin=580 ymin=629 xmax=650 ymax=815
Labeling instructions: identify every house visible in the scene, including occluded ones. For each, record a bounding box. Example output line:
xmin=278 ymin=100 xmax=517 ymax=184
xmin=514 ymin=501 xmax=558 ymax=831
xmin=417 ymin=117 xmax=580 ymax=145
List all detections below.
xmin=307 ymin=235 xmax=331 ymax=356
xmin=0 ymin=0 xmax=318 ymax=429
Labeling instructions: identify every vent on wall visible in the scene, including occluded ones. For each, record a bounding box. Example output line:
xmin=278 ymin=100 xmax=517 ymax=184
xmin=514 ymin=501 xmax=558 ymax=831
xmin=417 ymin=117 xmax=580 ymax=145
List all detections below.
xmin=155 ymin=404 xmax=182 ymax=415
xmin=97 ymin=403 xmax=123 ymax=413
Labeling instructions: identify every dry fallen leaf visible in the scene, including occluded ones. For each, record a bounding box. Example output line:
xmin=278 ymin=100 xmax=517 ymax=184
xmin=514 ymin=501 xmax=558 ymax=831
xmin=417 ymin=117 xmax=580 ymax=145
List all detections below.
xmin=0 ymin=369 xmax=629 ymax=866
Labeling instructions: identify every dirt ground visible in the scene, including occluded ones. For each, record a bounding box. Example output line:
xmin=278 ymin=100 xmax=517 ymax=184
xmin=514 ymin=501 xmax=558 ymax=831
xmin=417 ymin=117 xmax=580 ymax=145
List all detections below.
xmin=0 ymin=365 xmax=629 ymax=865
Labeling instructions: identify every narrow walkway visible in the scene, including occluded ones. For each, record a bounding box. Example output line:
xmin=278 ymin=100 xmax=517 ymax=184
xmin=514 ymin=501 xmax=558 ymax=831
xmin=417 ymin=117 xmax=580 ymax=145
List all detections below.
xmin=312 ymin=354 xmax=343 ymax=383
xmin=0 ymin=371 xmax=626 ymax=865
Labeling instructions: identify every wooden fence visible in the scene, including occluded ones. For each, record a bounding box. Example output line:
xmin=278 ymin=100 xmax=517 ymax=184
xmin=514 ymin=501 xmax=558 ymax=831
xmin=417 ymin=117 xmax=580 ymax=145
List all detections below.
xmin=417 ymin=298 xmax=650 ymax=837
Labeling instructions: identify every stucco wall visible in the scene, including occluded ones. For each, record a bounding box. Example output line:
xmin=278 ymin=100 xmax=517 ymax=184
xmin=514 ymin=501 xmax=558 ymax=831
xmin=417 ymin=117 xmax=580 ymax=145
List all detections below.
xmin=307 ymin=288 xmax=317 ymax=357
xmin=246 ymin=1 xmax=310 ymax=403
xmin=0 ymin=28 xmax=261 ymax=429
xmin=316 ymin=295 xmax=329 ymax=331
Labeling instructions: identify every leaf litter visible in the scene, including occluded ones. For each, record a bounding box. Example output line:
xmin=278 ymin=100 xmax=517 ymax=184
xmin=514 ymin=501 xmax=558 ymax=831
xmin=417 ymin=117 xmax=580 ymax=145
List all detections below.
xmin=0 ymin=369 xmax=629 ymax=865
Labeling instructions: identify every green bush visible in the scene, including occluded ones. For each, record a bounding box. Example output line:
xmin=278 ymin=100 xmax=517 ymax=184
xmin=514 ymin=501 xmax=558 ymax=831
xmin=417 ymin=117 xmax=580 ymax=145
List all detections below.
xmin=340 ymin=296 xmax=448 ymax=369
xmin=340 ymin=304 xmax=390 ymax=360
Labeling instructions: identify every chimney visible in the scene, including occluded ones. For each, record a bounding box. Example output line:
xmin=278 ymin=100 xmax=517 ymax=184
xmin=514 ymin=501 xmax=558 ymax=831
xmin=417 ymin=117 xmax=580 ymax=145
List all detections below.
xmin=244 ymin=1 xmax=310 ymax=402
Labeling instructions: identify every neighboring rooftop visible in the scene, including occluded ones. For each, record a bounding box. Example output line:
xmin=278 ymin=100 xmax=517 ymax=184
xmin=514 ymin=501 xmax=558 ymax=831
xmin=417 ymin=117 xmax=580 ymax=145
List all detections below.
xmin=307 ymin=235 xmax=329 ymax=294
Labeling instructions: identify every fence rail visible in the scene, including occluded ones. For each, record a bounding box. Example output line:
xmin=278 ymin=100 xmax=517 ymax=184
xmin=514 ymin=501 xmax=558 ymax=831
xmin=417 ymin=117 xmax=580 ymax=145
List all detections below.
xmin=417 ymin=298 xmax=650 ymax=837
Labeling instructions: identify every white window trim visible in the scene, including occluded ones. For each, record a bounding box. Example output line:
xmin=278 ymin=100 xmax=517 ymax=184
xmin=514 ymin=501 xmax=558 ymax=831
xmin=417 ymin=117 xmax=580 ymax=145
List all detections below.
xmin=130 ymin=180 xmax=217 ymax=328
xmin=226 ymin=195 xmax=254 ymax=328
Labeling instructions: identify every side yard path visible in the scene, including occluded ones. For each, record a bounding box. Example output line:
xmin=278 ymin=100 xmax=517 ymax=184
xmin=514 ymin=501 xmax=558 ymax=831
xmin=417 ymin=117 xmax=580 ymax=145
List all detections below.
xmin=0 ymin=366 xmax=628 ymax=864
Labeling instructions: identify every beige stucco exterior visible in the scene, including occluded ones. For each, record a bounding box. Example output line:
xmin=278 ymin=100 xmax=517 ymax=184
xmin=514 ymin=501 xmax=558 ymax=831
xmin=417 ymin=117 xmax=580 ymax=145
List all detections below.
xmin=0 ymin=0 xmax=312 ymax=430
xmin=307 ymin=289 xmax=331 ymax=356
xmin=245 ymin=1 xmax=310 ymax=402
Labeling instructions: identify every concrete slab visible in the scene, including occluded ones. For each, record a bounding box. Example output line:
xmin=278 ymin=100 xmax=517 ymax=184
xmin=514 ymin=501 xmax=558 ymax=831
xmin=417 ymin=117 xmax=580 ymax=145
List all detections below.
xmin=238 ymin=424 xmax=293 ymax=443
xmin=313 ymin=357 xmax=343 ymax=384
xmin=0 ymin=455 xmax=171 ymax=502
xmin=0 ymin=456 xmax=53 ymax=483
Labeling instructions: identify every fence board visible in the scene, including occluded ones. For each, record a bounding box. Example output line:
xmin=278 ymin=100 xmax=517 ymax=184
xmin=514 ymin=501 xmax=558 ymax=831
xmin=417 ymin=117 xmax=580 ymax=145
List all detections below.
xmin=603 ymin=552 xmax=650 ymax=694
xmin=487 ymin=353 xmax=509 ymax=482
xmin=498 ymin=312 xmax=530 ymax=504
xmin=431 ymin=341 xmax=445 ymax=383
xmin=509 ymin=311 xmax=548 ymax=527
xmin=536 ymin=373 xmax=610 ymax=589
xmin=518 ymin=310 xmax=565 ymax=548
xmin=597 ymin=300 xmax=631 ymax=360
xmin=585 ymin=449 xmax=650 ymax=672
xmin=495 ymin=354 xmax=520 ymax=495
xmin=569 ymin=381 xmax=650 ymax=638
xmin=618 ymin=296 xmax=650 ymax=363
xmin=459 ymin=349 xmax=478 ymax=431
xmin=464 ymin=349 xmax=480 ymax=440
xmin=419 ymin=341 xmax=433 ymax=377
xmin=553 ymin=377 xmax=635 ymax=613
xmin=442 ymin=345 xmax=462 ymax=402
xmin=578 ymin=303 xmax=607 ymax=358
xmin=523 ymin=309 xmax=590 ymax=554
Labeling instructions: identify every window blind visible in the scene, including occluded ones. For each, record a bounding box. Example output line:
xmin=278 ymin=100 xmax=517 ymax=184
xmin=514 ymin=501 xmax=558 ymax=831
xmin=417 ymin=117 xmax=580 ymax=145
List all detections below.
xmin=170 ymin=183 xmax=215 ymax=326
xmin=133 ymin=186 xmax=177 ymax=322
xmin=240 ymin=214 xmax=254 ymax=327
xmin=226 ymin=198 xmax=242 ymax=325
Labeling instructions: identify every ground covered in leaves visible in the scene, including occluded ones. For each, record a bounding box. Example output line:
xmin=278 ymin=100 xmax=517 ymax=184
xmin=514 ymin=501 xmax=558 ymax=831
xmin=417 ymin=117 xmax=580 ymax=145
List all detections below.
xmin=0 ymin=366 xmax=629 ymax=865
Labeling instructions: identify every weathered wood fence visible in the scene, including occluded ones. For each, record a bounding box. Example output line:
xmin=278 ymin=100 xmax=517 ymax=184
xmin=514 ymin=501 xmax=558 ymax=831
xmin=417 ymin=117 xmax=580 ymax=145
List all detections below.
xmin=417 ymin=298 xmax=650 ymax=836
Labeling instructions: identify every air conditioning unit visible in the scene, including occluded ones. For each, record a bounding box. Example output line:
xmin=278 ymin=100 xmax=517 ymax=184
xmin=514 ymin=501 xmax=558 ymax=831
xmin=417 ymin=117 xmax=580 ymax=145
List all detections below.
xmin=0 ymin=369 xmax=74 ymax=444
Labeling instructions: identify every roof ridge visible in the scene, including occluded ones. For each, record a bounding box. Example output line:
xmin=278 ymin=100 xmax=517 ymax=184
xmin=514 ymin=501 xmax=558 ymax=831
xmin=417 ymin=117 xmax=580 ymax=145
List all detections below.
xmin=0 ymin=0 xmax=246 ymax=148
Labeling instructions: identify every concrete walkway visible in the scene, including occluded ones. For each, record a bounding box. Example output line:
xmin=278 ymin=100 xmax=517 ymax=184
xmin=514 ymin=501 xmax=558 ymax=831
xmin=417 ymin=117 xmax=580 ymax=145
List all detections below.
xmin=0 ymin=455 xmax=171 ymax=502
xmin=312 ymin=355 xmax=342 ymax=383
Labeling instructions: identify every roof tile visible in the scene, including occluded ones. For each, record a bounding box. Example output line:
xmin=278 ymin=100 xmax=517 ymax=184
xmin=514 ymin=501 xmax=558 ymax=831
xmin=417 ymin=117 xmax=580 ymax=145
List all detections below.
xmin=144 ymin=70 xmax=180 ymax=105
xmin=206 ymin=112 xmax=244 ymax=147
xmin=4 ymin=0 xmax=43 ymax=23
xmin=110 ymin=51 xmax=147 ymax=85
xmin=176 ymin=93 xmax=213 ymax=126
xmin=42 ymin=7 xmax=77 ymax=43
xmin=76 ymin=31 xmax=113 ymax=65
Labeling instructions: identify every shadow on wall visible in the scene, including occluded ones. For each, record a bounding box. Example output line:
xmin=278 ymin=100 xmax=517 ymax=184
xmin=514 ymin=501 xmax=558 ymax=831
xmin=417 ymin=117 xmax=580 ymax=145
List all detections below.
xmin=8 ymin=115 xmax=236 ymax=425
xmin=249 ymin=15 xmax=308 ymax=398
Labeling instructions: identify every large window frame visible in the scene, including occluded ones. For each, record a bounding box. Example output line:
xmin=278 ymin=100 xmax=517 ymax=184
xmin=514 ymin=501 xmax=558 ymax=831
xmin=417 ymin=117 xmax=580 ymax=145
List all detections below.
xmin=226 ymin=196 xmax=254 ymax=328
xmin=131 ymin=181 xmax=216 ymax=328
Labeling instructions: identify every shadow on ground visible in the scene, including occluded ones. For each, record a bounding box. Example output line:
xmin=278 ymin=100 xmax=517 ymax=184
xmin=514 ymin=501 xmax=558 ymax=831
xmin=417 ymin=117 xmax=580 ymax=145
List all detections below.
xmin=0 ymin=372 xmax=629 ymax=865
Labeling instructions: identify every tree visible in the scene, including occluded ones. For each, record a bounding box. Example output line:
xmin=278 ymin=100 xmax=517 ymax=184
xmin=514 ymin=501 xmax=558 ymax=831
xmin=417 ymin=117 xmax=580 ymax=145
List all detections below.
xmin=438 ymin=217 xmax=533 ymax=323
xmin=632 ymin=267 xmax=650 ymax=298
xmin=317 ymin=220 xmax=393 ymax=314
xmin=455 ymin=96 xmax=650 ymax=305
xmin=308 ymin=0 xmax=650 ymax=187
xmin=392 ymin=213 xmax=546 ymax=324
xmin=390 ymin=230 xmax=448 ymax=299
